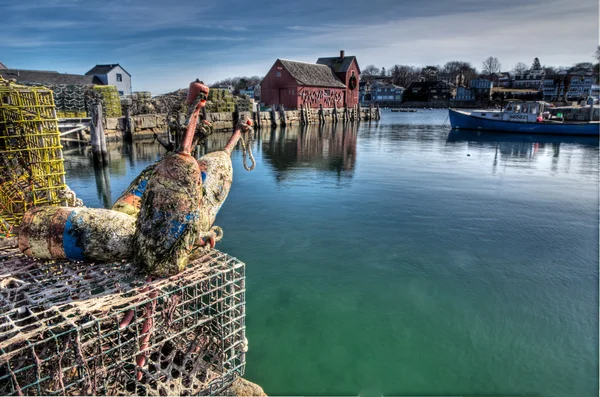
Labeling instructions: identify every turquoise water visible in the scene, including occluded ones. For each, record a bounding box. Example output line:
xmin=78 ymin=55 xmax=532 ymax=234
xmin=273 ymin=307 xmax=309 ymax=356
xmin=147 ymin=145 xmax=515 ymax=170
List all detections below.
xmin=63 ymin=110 xmax=599 ymax=397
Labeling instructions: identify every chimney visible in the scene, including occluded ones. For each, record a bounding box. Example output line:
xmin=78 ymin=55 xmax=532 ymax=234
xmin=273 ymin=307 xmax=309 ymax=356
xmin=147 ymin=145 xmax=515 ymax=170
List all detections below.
xmin=340 ymin=50 xmax=345 ymax=59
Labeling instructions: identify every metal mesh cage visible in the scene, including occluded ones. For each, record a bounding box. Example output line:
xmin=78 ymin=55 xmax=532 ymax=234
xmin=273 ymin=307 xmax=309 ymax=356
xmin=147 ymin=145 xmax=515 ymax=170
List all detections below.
xmin=0 ymin=245 xmax=246 ymax=396
xmin=0 ymin=77 xmax=67 ymax=237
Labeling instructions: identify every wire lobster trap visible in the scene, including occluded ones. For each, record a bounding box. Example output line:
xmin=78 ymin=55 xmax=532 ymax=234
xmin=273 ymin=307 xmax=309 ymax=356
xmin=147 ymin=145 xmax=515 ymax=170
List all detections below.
xmin=0 ymin=245 xmax=246 ymax=396
xmin=0 ymin=77 xmax=67 ymax=237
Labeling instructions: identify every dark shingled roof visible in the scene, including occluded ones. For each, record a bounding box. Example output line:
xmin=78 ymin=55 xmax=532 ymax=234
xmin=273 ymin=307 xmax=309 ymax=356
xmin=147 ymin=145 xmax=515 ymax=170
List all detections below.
xmin=316 ymin=56 xmax=360 ymax=74
xmin=85 ymin=64 xmax=131 ymax=76
xmin=279 ymin=59 xmax=346 ymax=88
xmin=0 ymin=69 xmax=96 ymax=85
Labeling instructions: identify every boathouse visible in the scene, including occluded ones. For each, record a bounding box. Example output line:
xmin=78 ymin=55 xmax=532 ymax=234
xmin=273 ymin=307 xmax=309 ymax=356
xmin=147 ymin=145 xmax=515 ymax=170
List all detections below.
xmin=260 ymin=50 xmax=360 ymax=109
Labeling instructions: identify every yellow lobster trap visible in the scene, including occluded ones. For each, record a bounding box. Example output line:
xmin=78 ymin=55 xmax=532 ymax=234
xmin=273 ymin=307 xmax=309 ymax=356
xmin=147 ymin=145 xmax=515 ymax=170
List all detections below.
xmin=0 ymin=77 xmax=67 ymax=237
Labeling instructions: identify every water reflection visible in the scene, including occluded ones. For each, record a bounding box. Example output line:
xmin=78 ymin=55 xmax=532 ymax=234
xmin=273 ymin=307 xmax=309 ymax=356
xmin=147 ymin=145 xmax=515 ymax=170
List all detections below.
xmin=261 ymin=123 xmax=358 ymax=184
xmin=445 ymin=128 xmax=599 ymax=177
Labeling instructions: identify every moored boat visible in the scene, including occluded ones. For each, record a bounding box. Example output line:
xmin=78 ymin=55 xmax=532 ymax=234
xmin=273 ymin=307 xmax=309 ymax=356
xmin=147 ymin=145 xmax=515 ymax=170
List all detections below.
xmin=449 ymin=101 xmax=599 ymax=136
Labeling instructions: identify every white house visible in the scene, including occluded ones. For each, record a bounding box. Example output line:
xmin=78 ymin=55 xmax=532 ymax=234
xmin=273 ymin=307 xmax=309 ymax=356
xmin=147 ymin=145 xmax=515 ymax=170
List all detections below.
xmin=85 ymin=64 xmax=132 ymax=96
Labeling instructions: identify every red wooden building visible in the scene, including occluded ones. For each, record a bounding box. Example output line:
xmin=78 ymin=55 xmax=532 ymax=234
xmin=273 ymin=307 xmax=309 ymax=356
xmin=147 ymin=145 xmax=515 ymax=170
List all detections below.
xmin=260 ymin=50 xmax=360 ymax=109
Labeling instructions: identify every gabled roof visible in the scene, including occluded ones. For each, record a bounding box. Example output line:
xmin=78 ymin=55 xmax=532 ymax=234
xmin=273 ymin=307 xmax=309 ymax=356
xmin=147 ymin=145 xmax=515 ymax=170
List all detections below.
xmin=316 ymin=55 xmax=360 ymax=74
xmin=85 ymin=64 xmax=131 ymax=76
xmin=0 ymin=69 xmax=96 ymax=85
xmin=0 ymin=62 xmax=7 ymax=70
xmin=279 ymin=59 xmax=346 ymax=88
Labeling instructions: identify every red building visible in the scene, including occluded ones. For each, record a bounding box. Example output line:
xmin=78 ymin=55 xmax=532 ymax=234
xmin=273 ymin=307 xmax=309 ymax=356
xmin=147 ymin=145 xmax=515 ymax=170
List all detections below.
xmin=260 ymin=50 xmax=360 ymax=109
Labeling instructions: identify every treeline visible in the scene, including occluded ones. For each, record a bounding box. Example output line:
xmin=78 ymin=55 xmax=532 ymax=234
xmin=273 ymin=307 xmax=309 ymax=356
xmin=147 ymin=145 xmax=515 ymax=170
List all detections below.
xmin=211 ymin=76 xmax=262 ymax=94
xmin=360 ymin=49 xmax=600 ymax=86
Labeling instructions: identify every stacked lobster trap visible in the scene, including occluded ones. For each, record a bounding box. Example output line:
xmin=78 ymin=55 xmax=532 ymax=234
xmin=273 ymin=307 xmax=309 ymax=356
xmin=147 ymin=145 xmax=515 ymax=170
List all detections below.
xmin=0 ymin=77 xmax=68 ymax=237
xmin=0 ymin=246 xmax=247 ymax=396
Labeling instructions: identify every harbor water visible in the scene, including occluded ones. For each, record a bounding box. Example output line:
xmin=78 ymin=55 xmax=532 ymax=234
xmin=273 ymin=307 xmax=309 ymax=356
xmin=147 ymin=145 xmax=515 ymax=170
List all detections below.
xmin=62 ymin=110 xmax=599 ymax=397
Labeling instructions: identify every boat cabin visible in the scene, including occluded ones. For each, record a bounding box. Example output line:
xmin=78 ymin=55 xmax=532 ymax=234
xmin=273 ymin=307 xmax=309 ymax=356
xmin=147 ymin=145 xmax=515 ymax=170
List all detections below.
xmin=501 ymin=101 xmax=548 ymax=123
xmin=468 ymin=101 xmax=550 ymax=123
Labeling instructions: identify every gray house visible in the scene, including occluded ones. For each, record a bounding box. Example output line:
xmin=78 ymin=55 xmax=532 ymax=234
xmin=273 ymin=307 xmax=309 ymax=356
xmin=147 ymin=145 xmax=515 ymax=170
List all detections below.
xmin=85 ymin=64 xmax=132 ymax=96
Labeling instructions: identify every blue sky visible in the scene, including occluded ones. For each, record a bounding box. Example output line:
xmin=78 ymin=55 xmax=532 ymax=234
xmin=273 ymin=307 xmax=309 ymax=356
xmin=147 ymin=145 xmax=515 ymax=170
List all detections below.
xmin=1 ymin=0 xmax=598 ymax=94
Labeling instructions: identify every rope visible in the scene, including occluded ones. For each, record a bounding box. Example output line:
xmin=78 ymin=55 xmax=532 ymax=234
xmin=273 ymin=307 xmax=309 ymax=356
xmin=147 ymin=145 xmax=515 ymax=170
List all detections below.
xmin=239 ymin=127 xmax=256 ymax=171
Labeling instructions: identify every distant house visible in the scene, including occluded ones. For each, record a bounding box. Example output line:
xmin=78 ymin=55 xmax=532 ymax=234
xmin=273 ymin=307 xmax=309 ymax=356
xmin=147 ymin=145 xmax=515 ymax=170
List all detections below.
xmin=405 ymin=81 xmax=453 ymax=102
xmin=239 ymin=85 xmax=257 ymax=99
xmin=513 ymin=58 xmax=545 ymax=90
xmin=452 ymin=79 xmax=493 ymax=102
xmin=85 ymin=64 xmax=132 ymax=96
xmin=359 ymin=81 xmax=372 ymax=103
xmin=366 ymin=81 xmax=404 ymax=104
xmin=212 ymin=85 xmax=234 ymax=93
xmin=492 ymin=72 xmax=512 ymax=88
xmin=542 ymin=68 xmax=599 ymax=101
xmin=260 ymin=50 xmax=360 ymax=109
xmin=565 ymin=70 xmax=599 ymax=101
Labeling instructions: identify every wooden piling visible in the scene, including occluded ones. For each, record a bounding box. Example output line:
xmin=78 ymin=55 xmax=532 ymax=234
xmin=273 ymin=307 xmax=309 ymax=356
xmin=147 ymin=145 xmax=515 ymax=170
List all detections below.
xmin=333 ymin=102 xmax=338 ymax=123
xmin=357 ymin=102 xmax=361 ymax=122
xmin=300 ymin=104 xmax=305 ymax=125
xmin=279 ymin=104 xmax=287 ymax=126
xmin=376 ymin=103 xmax=381 ymax=120
xmin=90 ymin=102 xmax=108 ymax=166
xmin=319 ymin=104 xmax=325 ymax=124
xmin=270 ymin=106 xmax=277 ymax=127
xmin=124 ymin=104 xmax=133 ymax=142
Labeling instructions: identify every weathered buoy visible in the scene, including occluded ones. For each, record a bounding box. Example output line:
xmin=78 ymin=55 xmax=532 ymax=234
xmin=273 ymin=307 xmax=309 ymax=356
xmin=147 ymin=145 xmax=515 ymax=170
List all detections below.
xmin=18 ymin=206 xmax=135 ymax=261
xmin=133 ymin=81 xmax=209 ymax=277
xmin=113 ymin=116 xmax=254 ymax=248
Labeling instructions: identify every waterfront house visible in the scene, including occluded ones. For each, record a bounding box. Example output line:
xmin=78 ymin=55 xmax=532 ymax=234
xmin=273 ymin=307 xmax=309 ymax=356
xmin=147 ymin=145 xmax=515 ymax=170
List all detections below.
xmin=261 ymin=50 xmax=360 ymax=109
xmin=404 ymin=81 xmax=453 ymax=102
xmin=364 ymin=81 xmax=404 ymax=105
xmin=85 ymin=64 xmax=132 ymax=96
xmin=542 ymin=68 xmax=598 ymax=101
xmin=451 ymin=79 xmax=493 ymax=102
xmin=359 ymin=81 xmax=372 ymax=103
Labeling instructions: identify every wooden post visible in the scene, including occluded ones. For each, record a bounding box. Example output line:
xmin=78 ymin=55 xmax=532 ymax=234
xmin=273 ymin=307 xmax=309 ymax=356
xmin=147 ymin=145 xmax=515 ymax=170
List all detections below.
xmin=344 ymin=103 xmax=349 ymax=122
xmin=357 ymin=102 xmax=361 ymax=122
xmin=90 ymin=102 xmax=108 ymax=166
xmin=333 ymin=101 xmax=338 ymax=123
xmin=279 ymin=104 xmax=287 ymax=126
xmin=270 ymin=106 xmax=277 ymax=127
xmin=319 ymin=104 xmax=324 ymax=124
xmin=376 ymin=103 xmax=381 ymax=120
xmin=300 ymin=104 xmax=305 ymax=125
xmin=124 ymin=104 xmax=133 ymax=142
xmin=254 ymin=102 xmax=260 ymax=129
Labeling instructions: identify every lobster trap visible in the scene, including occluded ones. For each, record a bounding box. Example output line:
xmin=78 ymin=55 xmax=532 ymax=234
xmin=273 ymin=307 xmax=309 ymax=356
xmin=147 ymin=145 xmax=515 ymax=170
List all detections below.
xmin=0 ymin=77 xmax=67 ymax=237
xmin=0 ymin=245 xmax=246 ymax=396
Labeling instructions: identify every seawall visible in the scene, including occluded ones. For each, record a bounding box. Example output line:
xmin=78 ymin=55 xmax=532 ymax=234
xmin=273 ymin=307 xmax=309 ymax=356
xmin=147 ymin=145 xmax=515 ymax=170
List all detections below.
xmin=101 ymin=107 xmax=380 ymax=140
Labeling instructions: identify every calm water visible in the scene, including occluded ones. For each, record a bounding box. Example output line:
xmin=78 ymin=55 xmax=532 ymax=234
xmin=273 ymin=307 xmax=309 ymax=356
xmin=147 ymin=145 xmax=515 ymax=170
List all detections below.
xmin=62 ymin=110 xmax=599 ymax=397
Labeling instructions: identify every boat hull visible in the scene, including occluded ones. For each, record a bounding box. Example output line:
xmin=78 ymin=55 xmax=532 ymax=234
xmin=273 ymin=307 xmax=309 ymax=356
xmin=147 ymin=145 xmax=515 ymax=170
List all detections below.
xmin=449 ymin=108 xmax=599 ymax=136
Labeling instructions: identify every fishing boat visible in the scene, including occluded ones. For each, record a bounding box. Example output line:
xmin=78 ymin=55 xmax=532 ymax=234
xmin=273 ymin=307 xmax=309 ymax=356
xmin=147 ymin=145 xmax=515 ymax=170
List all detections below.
xmin=449 ymin=101 xmax=599 ymax=136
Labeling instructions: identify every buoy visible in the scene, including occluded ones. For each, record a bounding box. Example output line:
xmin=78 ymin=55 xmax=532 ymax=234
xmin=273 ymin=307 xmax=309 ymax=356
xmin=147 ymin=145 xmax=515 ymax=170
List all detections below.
xmin=133 ymin=81 xmax=209 ymax=277
xmin=112 ymin=165 xmax=156 ymax=217
xmin=18 ymin=206 xmax=135 ymax=261
xmin=113 ymin=116 xmax=254 ymax=248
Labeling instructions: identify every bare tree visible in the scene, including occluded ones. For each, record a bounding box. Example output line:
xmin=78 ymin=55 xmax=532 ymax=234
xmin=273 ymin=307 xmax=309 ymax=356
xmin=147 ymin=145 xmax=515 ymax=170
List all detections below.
xmin=512 ymin=62 xmax=528 ymax=75
xmin=361 ymin=65 xmax=381 ymax=82
xmin=595 ymin=46 xmax=600 ymax=62
xmin=482 ymin=57 xmax=502 ymax=76
xmin=391 ymin=65 xmax=420 ymax=87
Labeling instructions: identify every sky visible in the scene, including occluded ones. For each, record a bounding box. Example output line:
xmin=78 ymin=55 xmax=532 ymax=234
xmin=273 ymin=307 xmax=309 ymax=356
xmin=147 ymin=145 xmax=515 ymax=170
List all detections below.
xmin=1 ymin=0 xmax=598 ymax=94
